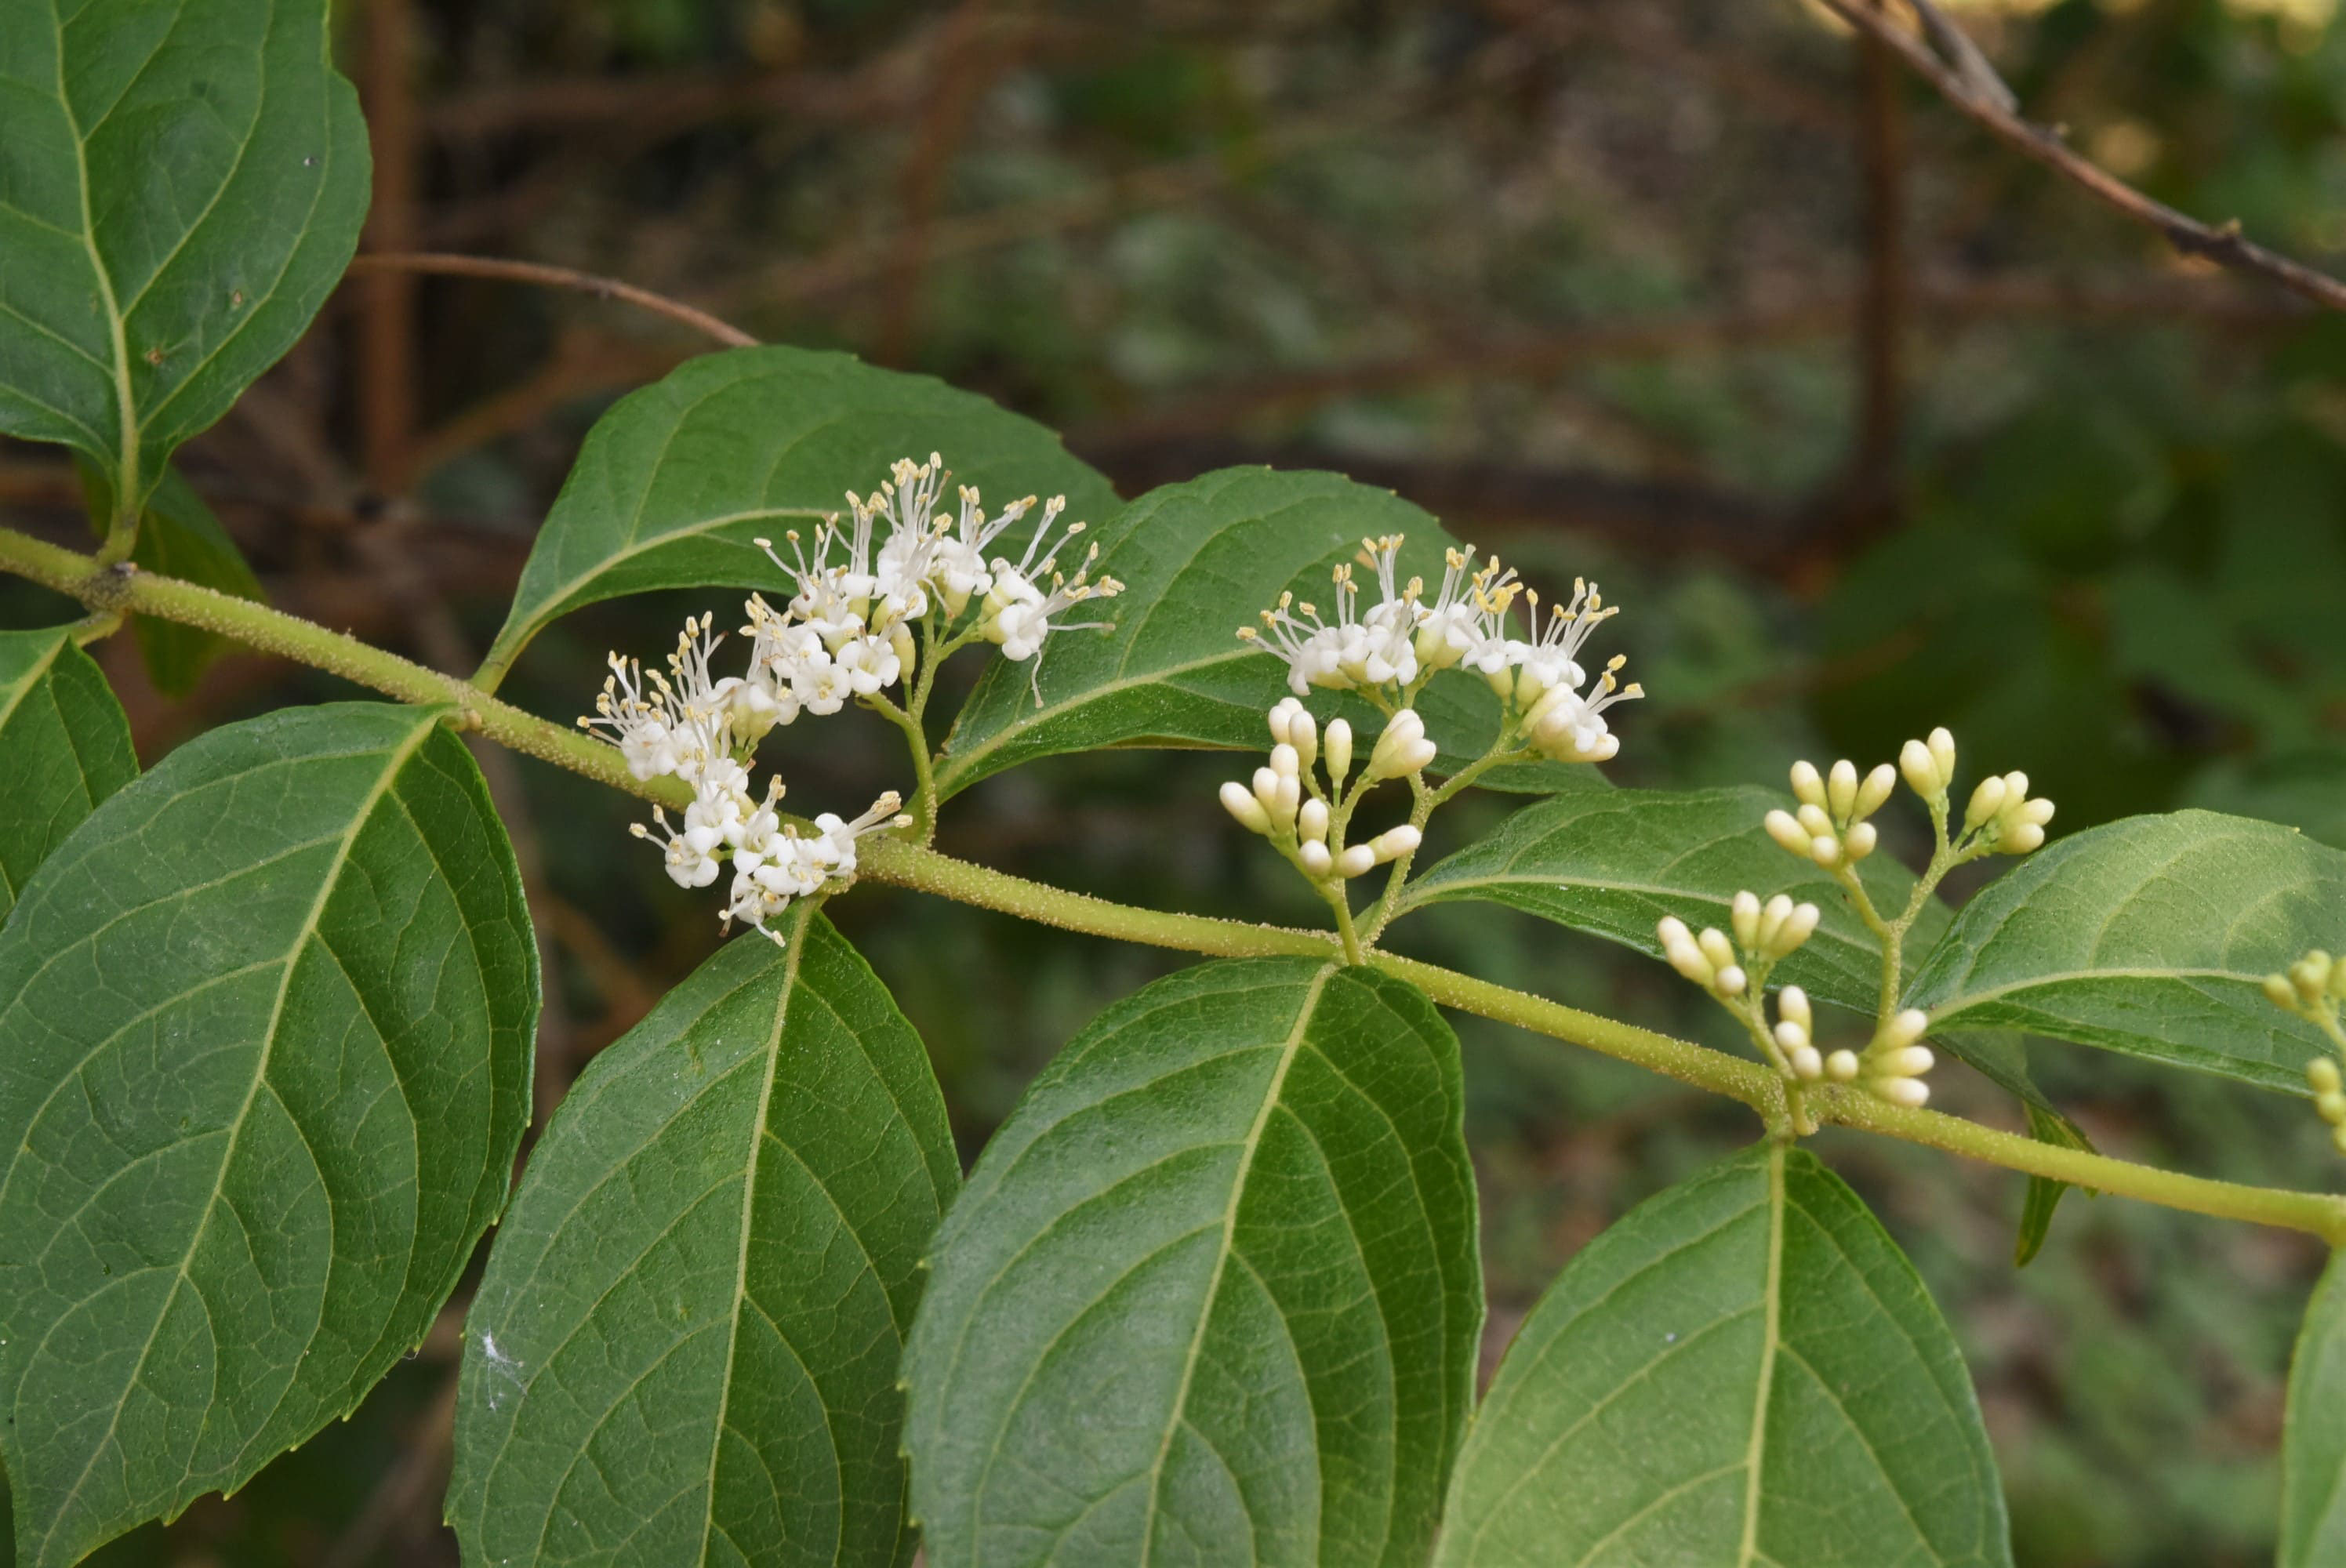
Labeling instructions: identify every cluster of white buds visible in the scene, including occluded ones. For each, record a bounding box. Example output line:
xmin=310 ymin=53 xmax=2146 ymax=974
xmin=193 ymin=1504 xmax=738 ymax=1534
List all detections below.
xmin=1960 ymin=770 xmax=2057 ymax=855
xmin=1237 ymin=536 xmax=1642 ymax=767
xmin=1656 ymin=893 xmax=1825 ymax=1005
xmin=1655 ymin=889 xmax=1934 ymax=1105
xmin=1861 ymin=1008 xmax=1937 ymax=1108
xmin=1764 ymin=757 xmax=1896 ymax=870
xmin=1219 ymin=698 xmax=1423 ymax=883
xmin=2265 ymin=949 xmax=2346 ymax=1152
xmin=1896 ymin=725 xmax=2057 ymax=855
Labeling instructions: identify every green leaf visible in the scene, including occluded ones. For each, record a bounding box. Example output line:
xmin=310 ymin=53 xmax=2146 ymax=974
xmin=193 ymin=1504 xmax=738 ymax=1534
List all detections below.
xmin=935 ymin=466 xmax=1599 ymax=799
xmin=1436 ymin=1143 xmax=2011 ymax=1568
xmin=0 ymin=701 xmax=536 ymax=1567
xmin=478 ymin=346 xmax=1117 ymax=681
xmin=0 ymin=0 xmax=370 ymax=516
xmin=2014 ymin=1103 xmax=2091 ymax=1268
xmin=2282 ymin=1249 xmax=2346 ymax=1566
xmin=449 ymin=907 xmax=957 ymax=1568
xmin=902 ymin=956 xmax=1480 ymax=1567
xmin=78 ymin=460 xmax=267 ymax=697
xmin=0 ymin=625 xmax=136 ymax=925
xmin=1905 ymin=810 xmax=2346 ymax=1092
xmin=1937 ymin=1031 xmax=2095 ymax=1267
xmin=1395 ymin=786 xmax=1948 ymax=1014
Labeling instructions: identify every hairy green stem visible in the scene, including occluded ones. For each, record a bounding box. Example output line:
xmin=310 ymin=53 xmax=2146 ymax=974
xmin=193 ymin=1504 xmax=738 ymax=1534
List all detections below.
xmin=1359 ymin=743 xmax=1521 ymax=941
xmin=8 ymin=522 xmax=2344 ymax=1243
xmin=0 ymin=526 xmax=693 ymax=813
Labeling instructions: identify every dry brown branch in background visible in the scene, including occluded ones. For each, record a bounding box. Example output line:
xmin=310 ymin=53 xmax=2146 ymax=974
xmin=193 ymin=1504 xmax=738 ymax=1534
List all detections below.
xmin=1819 ymin=0 xmax=2346 ymax=310
xmin=348 ymin=252 xmax=759 ymax=347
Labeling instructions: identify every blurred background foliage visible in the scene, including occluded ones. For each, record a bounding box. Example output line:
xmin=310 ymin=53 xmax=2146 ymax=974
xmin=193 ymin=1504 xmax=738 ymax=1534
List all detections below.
xmin=5 ymin=0 xmax=2346 ymax=1562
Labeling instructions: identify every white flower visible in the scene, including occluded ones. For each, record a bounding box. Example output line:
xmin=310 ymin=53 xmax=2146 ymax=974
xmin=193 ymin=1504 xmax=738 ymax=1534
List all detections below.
xmin=580 ymin=653 xmax=681 ymax=780
xmin=794 ymin=658 xmax=852 ymax=716
xmin=837 ymin=633 xmax=902 ymax=695
xmin=1509 ymin=578 xmax=1617 ymax=706
xmin=1523 ymin=656 xmax=1642 ymax=764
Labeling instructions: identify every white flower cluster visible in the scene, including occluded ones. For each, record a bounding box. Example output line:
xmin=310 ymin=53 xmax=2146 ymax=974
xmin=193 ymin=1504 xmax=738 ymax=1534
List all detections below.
xmin=1237 ymin=536 xmax=1641 ymax=767
xmin=747 ymin=453 xmax=1122 ymax=712
xmin=1898 ymin=726 xmax=2055 ymax=854
xmin=581 ymin=615 xmax=906 ymax=941
xmin=1218 ymin=699 xmax=1425 ymax=883
xmin=2267 ymin=949 xmax=2346 ymax=1152
xmin=579 ymin=453 xmax=1125 ymax=940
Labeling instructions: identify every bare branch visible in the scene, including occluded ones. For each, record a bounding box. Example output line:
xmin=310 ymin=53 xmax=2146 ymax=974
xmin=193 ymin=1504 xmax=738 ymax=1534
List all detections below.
xmin=1816 ymin=0 xmax=2346 ymax=311
xmin=347 ymin=251 xmax=760 ymax=347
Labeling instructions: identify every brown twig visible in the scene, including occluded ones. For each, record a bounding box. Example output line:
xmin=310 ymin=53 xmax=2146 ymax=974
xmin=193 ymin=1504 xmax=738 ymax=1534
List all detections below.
xmin=348 ymin=252 xmax=759 ymax=347
xmin=1843 ymin=0 xmax=1908 ymax=541
xmin=358 ymin=0 xmax=422 ymax=494
xmin=1815 ymin=0 xmax=2346 ymax=311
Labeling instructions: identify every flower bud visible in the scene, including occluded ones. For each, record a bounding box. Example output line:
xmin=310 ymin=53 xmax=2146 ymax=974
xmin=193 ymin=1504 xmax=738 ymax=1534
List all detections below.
xmin=1765 ymin=810 xmax=1812 ymax=858
xmin=1774 ymin=902 xmax=1821 ymax=956
xmin=1335 ymin=844 xmax=1377 ymax=878
xmin=1855 ymin=763 xmax=1897 ymax=822
xmin=1221 ymin=781 xmax=1271 ymax=835
xmin=1809 ymin=834 xmax=1842 ymax=868
xmin=1774 ymin=1018 xmax=1811 ymax=1054
xmin=1366 ymin=710 xmax=1438 ymax=780
xmin=1270 ymin=743 xmax=1301 ymax=779
xmin=1899 ymin=738 xmax=1941 ymax=800
xmin=1828 ymin=759 xmax=1859 ymax=820
xmin=1996 ymin=822 xmax=2045 ymax=855
xmin=1731 ymin=891 xmax=1763 ymax=951
xmin=1298 ymin=798 xmax=1330 ymax=844
xmin=2294 ymin=953 xmax=2337 ymax=1005
xmin=1371 ymin=825 xmax=1422 ymax=863
xmin=1252 ymin=766 xmax=1282 ymax=814
xmin=1796 ymin=803 xmax=1835 ymax=839
xmin=1274 ymin=772 xmax=1300 ymax=822
xmin=1658 ymin=916 xmax=1714 ymax=985
xmin=1288 ymin=709 xmax=1318 ymax=771
xmin=2267 ymin=973 xmax=2301 ymax=1011
xmin=1789 ymin=760 xmax=1826 ymax=809
xmin=1715 ymin=964 xmax=1748 ymax=996
xmin=1826 ymin=1049 xmax=1861 ymax=1082
xmin=1778 ymin=985 xmax=1812 ymax=1031
xmin=2309 ymin=1057 xmax=2343 ymax=1095
xmin=1697 ymin=927 xmax=1737 ymax=972
xmin=1964 ymin=775 xmax=2008 ymax=831
xmin=1875 ymin=1076 xmax=1930 ymax=1109
xmin=1324 ymin=718 xmax=1355 ymax=789
xmin=1298 ymin=840 xmax=1333 ymax=877
xmin=1843 ymin=822 xmax=1877 ymax=861
xmin=1879 ymin=1045 xmax=1936 ymax=1078
xmin=1881 ymin=1008 xmax=1930 ymax=1049
xmin=1790 ymin=1044 xmax=1824 ymax=1081
xmin=1269 ymin=697 xmax=1304 ymax=746
xmin=2319 ymin=1091 xmax=2346 ymax=1126
xmin=1928 ymin=727 xmax=1956 ymax=786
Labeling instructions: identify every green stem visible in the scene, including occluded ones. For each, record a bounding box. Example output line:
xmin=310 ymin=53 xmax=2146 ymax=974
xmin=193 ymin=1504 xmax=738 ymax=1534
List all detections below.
xmin=863 ymin=690 xmax=940 ymax=844
xmin=1359 ymin=744 xmax=1523 ymax=941
xmin=0 ymin=526 xmax=692 ymax=813
xmin=9 ymin=521 xmax=2344 ymax=1243
xmin=862 ymin=838 xmax=2346 ymax=1242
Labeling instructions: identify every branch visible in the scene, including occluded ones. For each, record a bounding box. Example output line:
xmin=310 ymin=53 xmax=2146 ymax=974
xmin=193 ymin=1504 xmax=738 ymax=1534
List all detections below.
xmin=1816 ymin=0 xmax=2346 ymax=311
xmin=8 ymin=525 xmax=2342 ymax=1243
xmin=347 ymin=252 xmax=758 ymax=347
